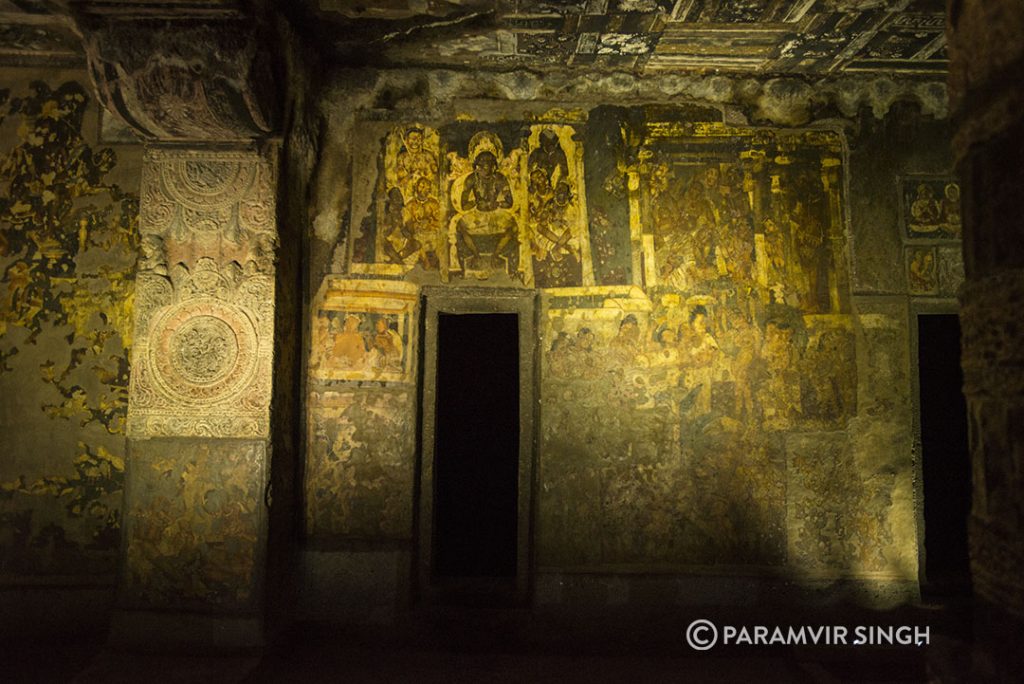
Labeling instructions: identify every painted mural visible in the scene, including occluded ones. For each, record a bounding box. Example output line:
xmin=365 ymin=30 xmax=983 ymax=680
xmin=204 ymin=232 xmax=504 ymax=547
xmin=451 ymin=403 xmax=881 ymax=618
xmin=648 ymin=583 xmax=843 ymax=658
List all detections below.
xmin=898 ymin=175 xmax=963 ymax=299
xmin=306 ymin=390 xmax=416 ymax=540
xmin=313 ymin=108 xmax=927 ymax=584
xmin=906 ymin=245 xmax=939 ymax=295
xmin=305 ymin=278 xmax=419 ymax=540
xmin=375 ymin=125 xmax=443 ymax=272
xmin=0 ymin=79 xmax=138 ymax=576
xmin=122 ymin=441 xmax=263 ymax=609
xmin=309 ymin=279 xmax=418 ymax=383
xmin=536 ymin=122 xmax=859 ymax=568
xmin=901 ymin=177 xmax=961 ymax=240
xmin=350 ymin=122 xmax=602 ymax=288
xmin=937 ymin=245 xmax=964 ymax=297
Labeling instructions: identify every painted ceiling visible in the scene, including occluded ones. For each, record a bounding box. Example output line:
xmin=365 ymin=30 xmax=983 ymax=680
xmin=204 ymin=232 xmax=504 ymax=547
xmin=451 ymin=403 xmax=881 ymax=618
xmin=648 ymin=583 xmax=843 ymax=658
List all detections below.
xmin=0 ymin=0 xmax=949 ymax=75
xmin=318 ymin=0 xmax=949 ymax=74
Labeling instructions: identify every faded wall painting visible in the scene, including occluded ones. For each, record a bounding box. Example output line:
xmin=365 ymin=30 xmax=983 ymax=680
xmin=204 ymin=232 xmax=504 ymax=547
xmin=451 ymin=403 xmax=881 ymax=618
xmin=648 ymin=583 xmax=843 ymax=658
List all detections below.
xmin=936 ymin=245 xmax=964 ymax=297
xmin=353 ymin=125 xmax=443 ymax=275
xmin=309 ymin=278 xmax=418 ymax=384
xmin=305 ymin=278 xmax=420 ymax=541
xmin=898 ymin=175 xmax=963 ymax=299
xmin=537 ymin=121 xmax=860 ymax=571
xmin=319 ymin=106 xmax=921 ymax=584
xmin=305 ymin=389 xmax=416 ymax=540
xmin=906 ymin=245 xmax=939 ymax=295
xmin=122 ymin=440 xmax=264 ymax=610
xmin=0 ymin=78 xmax=138 ymax=576
xmin=524 ymin=126 xmax=594 ymax=288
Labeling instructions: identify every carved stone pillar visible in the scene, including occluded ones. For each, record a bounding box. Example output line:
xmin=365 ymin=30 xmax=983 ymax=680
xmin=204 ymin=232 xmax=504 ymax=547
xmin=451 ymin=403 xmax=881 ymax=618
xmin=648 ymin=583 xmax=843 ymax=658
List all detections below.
xmin=73 ymin=4 xmax=286 ymax=648
xmin=947 ymin=0 xmax=1024 ymax=676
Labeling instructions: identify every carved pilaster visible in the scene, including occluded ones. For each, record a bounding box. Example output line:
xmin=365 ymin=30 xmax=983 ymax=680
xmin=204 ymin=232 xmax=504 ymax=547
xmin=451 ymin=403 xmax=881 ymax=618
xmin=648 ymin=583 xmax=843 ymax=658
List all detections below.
xmin=960 ymin=272 xmax=1024 ymax=621
xmin=70 ymin=4 xmax=287 ymax=646
xmin=128 ymin=149 xmax=278 ymax=440
xmin=114 ymin=148 xmax=280 ymax=644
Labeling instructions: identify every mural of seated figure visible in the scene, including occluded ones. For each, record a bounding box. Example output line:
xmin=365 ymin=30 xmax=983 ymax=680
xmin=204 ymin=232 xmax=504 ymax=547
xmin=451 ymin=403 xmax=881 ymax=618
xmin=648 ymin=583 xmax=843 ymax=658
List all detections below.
xmin=454 ymin=150 xmax=519 ymax=277
xmin=532 ymin=181 xmax=582 ymax=288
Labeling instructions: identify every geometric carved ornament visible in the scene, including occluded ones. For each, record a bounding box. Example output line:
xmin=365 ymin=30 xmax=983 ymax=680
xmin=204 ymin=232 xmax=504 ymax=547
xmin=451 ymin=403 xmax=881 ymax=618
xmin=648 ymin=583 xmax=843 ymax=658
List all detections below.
xmin=128 ymin=149 xmax=277 ymax=439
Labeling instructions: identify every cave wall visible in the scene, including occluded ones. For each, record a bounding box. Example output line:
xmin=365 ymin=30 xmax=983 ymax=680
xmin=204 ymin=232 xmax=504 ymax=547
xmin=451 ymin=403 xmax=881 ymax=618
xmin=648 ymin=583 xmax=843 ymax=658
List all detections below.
xmin=0 ymin=61 xmax=960 ymax=627
xmin=295 ymin=69 xmax=960 ymax=620
xmin=0 ymin=67 xmax=141 ymax=636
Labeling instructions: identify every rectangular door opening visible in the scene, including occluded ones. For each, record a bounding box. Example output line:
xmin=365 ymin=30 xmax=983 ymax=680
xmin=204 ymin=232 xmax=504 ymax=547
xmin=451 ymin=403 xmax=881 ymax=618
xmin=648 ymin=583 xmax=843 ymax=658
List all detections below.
xmin=918 ymin=313 xmax=972 ymax=596
xmin=433 ymin=313 xmax=520 ymax=580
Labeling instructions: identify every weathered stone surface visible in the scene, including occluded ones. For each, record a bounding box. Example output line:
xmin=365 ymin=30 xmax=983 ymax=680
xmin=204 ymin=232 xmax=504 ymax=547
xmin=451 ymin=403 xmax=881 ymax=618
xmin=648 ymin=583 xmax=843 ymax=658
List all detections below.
xmin=948 ymin=6 xmax=1024 ymax=675
xmin=785 ymin=423 xmax=915 ymax=582
xmin=960 ymin=272 xmax=1024 ymax=401
xmin=852 ymin=297 xmax=911 ymax=423
xmin=305 ymin=389 xmax=416 ymax=541
xmin=936 ymin=246 xmax=964 ymax=297
xmin=121 ymin=439 xmax=265 ymax=611
xmin=959 ymin=118 xmax=1024 ymax=278
xmin=847 ymin=109 xmax=954 ymax=295
xmin=947 ymin=0 xmax=1024 ymax=106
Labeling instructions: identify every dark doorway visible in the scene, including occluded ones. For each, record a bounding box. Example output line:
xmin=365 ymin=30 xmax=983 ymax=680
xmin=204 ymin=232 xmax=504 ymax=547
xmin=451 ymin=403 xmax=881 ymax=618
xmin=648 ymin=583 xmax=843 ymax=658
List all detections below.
xmin=918 ymin=314 xmax=972 ymax=594
xmin=433 ymin=313 xmax=519 ymax=579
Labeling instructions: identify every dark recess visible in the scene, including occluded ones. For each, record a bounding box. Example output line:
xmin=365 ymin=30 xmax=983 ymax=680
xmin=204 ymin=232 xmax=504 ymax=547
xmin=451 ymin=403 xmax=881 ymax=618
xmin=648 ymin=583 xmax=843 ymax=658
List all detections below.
xmin=434 ymin=312 xmax=520 ymax=579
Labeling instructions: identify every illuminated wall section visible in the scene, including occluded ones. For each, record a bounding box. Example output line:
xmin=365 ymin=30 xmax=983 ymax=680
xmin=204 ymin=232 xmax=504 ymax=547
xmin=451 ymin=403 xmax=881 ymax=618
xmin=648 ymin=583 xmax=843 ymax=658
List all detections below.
xmin=304 ymin=101 xmax=927 ymax=612
xmin=0 ymin=75 xmax=139 ymax=584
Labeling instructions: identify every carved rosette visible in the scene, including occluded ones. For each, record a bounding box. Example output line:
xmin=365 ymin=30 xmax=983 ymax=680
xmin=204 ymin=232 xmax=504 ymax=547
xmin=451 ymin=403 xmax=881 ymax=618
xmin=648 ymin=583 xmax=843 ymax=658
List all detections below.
xmin=129 ymin=148 xmax=277 ymax=440
xmin=129 ymin=264 xmax=274 ymax=439
xmin=150 ymin=302 xmax=257 ymax=404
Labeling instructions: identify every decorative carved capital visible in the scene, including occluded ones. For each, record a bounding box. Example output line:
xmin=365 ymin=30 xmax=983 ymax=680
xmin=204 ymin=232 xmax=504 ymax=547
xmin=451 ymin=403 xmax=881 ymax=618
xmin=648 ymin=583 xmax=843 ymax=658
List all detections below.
xmin=74 ymin=9 xmax=278 ymax=141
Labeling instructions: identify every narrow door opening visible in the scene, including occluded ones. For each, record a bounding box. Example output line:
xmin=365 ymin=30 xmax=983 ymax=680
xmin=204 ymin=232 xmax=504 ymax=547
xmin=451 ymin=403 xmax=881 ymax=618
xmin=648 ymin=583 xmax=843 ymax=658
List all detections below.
xmin=918 ymin=314 xmax=972 ymax=595
xmin=434 ymin=313 xmax=519 ymax=580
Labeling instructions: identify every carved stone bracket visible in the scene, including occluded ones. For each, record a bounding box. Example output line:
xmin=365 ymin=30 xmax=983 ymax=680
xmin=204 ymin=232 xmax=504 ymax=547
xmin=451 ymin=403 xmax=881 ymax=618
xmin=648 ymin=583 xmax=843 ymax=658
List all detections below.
xmin=128 ymin=148 xmax=278 ymax=439
xmin=74 ymin=8 xmax=277 ymax=142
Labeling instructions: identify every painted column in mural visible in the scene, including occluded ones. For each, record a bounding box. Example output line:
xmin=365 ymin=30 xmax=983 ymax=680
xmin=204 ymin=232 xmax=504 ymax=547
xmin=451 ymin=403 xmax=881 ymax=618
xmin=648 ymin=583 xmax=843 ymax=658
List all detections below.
xmin=78 ymin=9 xmax=281 ymax=646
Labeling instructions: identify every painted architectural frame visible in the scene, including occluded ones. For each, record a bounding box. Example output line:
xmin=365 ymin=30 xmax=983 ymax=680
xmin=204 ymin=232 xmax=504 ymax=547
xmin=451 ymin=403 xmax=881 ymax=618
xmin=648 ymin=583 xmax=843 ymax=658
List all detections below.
xmin=309 ymin=278 xmax=419 ymax=384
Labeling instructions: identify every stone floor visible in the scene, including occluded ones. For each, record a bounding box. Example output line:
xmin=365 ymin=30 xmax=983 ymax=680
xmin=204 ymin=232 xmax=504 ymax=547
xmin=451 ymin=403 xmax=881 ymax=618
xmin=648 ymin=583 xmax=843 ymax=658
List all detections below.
xmin=7 ymin=598 xmax=975 ymax=683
